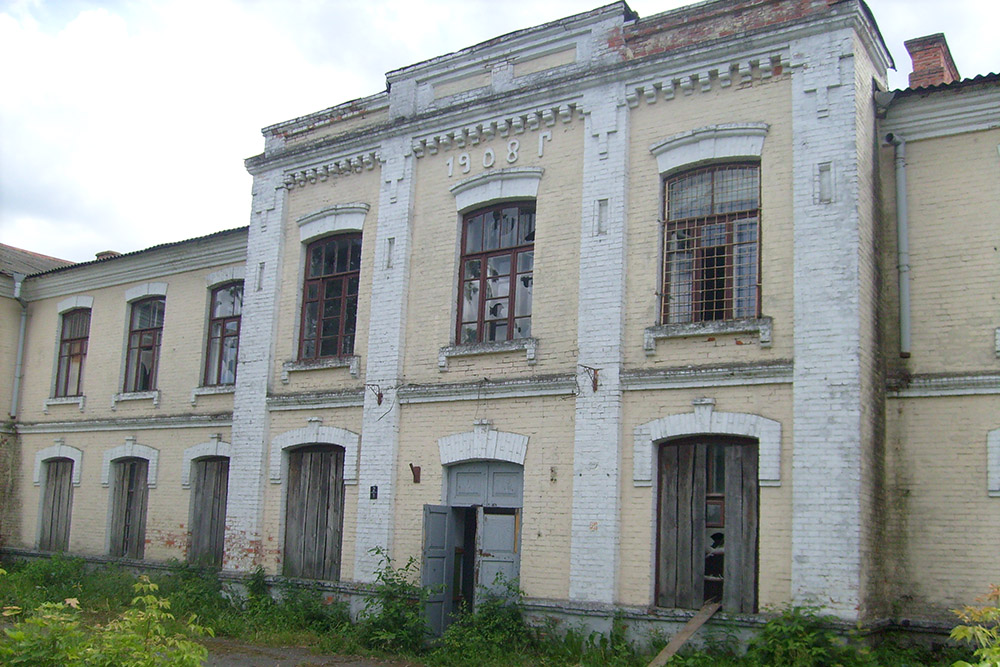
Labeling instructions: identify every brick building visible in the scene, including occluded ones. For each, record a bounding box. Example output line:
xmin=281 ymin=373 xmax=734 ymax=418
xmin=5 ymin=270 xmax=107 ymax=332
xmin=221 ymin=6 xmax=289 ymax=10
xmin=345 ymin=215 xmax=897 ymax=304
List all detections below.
xmin=2 ymin=0 xmax=998 ymax=637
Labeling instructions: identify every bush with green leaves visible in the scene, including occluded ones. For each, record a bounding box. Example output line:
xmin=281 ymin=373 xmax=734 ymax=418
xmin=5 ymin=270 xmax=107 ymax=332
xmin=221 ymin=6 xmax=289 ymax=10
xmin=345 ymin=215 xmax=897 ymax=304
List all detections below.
xmin=429 ymin=578 xmax=534 ymax=665
xmin=743 ymin=606 xmax=850 ymax=667
xmin=951 ymin=584 xmax=1000 ymax=667
xmin=356 ymin=546 xmax=428 ymax=653
xmin=0 ymin=576 xmax=209 ymax=666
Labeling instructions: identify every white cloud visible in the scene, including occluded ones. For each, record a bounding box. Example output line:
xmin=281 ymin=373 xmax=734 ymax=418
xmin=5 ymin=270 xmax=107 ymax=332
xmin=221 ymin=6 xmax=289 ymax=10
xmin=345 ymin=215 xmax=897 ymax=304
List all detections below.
xmin=1 ymin=0 xmax=996 ymax=262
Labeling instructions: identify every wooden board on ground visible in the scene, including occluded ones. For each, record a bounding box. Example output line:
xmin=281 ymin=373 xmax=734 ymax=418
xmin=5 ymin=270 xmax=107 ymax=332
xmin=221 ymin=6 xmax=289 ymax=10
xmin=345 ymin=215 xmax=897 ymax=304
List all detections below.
xmin=647 ymin=601 xmax=721 ymax=667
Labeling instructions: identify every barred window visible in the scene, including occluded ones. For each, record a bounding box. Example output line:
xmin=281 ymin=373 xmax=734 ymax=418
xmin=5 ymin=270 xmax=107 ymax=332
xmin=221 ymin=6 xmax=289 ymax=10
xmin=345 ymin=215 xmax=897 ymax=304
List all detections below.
xmin=124 ymin=297 xmax=165 ymax=392
xmin=662 ymin=164 xmax=760 ymax=324
xmin=457 ymin=203 xmax=535 ymax=344
xmin=204 ymin=282 xmax=242 ymax=385
xmin=299 ymin=234 xmax=361 ymax=360
xmin=55 ymin=309 xmax=90 ymax=397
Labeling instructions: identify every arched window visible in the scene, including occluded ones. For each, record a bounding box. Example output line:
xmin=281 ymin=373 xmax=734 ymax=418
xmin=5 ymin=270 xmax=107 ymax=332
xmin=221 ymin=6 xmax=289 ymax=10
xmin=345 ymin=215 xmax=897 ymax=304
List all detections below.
xmin=457 ymin=202 xmax=535 ymax=343
xmin=55 ymin=309 xmax=90 ymax=397
xmin=662 ymin=164 xmax=760 ymax=324
xmin=299 ymin=234 xmax=361 ymax=360
xmin=204 ymin=282 xmax=242 ymax=385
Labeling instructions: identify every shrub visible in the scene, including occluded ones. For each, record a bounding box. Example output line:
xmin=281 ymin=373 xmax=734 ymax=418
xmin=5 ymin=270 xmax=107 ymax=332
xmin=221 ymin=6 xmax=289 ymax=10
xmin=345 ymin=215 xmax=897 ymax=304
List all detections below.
xmin=745 ymin=606 xmax=849 ymax=667
xmin=430 ymin=578 xmax=533 ymax=665
xmin=951 ymin=584 xmax=1000 ymax=667
xmin=356 ymin=546 xmax=428 ymax=653
xmin=0 ymin=576 xmax=209 ymax=666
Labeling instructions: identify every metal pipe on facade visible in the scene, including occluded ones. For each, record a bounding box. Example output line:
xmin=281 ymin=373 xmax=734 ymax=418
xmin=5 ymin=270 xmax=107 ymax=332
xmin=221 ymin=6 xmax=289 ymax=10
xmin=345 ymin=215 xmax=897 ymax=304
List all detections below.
xmin=886 ymin=133 xmax=911 ymax=358
xmin=9 ymin=272 xmax=28 ymax=418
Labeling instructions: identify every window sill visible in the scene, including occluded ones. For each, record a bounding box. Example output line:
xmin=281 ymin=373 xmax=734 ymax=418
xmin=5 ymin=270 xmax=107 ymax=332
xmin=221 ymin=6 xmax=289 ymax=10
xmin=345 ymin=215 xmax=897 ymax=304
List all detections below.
xmin=111 ymin=390 xmax=160 ymax=410
xmin=43 ymin=395 xmax=86 ymax=414
xmin=190 ymin=384 xmax=235 ymax=405
xmin=438 ymin=337 xmax=538 ymax=371
xmin=281 ymin=356 xmax=360 ymax=383
xmin=644 ymin=317 xmax=772 ymax=355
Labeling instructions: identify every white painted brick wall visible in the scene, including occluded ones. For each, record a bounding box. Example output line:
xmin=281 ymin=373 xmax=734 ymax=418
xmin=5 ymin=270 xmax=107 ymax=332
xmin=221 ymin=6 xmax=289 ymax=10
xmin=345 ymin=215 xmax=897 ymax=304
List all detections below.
xmin=569 ymin=84 xmax=628 ymax=604
xmin=225 ymin=169 xmax=287 ymax=572
xmin=789 ymin=29 xmax=864 ymax=619
xmin=353 ymin=136 xmax=415 ymax=582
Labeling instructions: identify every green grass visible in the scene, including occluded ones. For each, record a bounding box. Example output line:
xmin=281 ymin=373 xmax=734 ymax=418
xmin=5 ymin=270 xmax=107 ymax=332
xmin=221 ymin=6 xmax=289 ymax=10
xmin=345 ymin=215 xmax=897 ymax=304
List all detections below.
xmin=0 ymin=556 xmax=976 ymax=666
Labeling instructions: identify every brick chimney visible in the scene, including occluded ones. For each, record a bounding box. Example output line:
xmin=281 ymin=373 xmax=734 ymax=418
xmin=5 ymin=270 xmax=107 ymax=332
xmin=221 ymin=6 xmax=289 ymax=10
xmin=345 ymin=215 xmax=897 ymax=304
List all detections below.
xmin=904 ymin=33 xmax=960 ymax=89
xmin=95 ymin=250 xmax=122 ymax=260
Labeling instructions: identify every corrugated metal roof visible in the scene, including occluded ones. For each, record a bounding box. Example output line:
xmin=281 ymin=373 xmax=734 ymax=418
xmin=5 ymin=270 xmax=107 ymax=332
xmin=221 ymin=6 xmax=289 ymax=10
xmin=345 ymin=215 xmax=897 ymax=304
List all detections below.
xmin=25 ymin=226 xmax=249 ymax=278
xmin=0 ymin=244 xmax=73 ymax=277
xmin=893 ymin=72 xmax=1000 ymax=97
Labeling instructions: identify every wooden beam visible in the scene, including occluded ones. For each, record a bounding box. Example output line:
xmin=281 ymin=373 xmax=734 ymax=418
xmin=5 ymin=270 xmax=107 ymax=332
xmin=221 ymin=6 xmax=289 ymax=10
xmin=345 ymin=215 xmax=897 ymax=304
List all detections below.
xmin=647 ymin=602 xmax=722 ymax=667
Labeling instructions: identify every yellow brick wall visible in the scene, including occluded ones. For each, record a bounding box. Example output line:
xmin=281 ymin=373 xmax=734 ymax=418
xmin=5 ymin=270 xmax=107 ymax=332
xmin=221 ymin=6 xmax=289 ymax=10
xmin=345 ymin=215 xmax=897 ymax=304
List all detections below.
xmin=17 ymin=264 xmax=245 ymax=423
xmin=624 ymin=75 xmax=795 ymax=367
xmin=885 ymin=128 xmax=1000 ymax=374
xmin=261 ymin=407 xmax=364 ymax=579
xmin=402 ymin=122 xmax=584 ymax=382
xmin=392 ymin=397 xmax=575 ymax=601
xmin=16 ymin=427 xmax=232 ymax=560
xmin=886 ymin=395 xmax=1000 ymax=620
xmin=270 ymin=169 xmax=381 ymax=395
xmin=1 ymin=293 xmax=23 ymax=418
xmin=619 ymin=386 xmax=794 ymax=609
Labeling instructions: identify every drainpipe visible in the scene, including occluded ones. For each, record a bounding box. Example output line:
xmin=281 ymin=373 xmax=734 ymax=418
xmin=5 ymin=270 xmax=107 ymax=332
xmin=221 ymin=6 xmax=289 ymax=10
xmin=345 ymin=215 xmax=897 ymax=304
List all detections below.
xmin=885 ymin=133 xmax=911 ymax=358
xmin=9 ymin=273 xmax=28 ymax=418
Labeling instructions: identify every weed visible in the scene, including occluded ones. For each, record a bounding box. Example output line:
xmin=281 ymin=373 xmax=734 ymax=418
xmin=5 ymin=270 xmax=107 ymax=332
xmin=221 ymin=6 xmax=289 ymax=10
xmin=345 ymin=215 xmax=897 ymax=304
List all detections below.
xmin=356 ymin=546 xmax=428 ymax=653
xmin=951 ymin=584 xmax=1000 ymax=667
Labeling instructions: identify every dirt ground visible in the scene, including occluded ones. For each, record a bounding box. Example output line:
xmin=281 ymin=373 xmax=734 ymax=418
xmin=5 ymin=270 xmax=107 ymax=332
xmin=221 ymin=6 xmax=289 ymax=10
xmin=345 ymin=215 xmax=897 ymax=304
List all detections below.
xmin=202 ymin=637 xmax=423 ymax=667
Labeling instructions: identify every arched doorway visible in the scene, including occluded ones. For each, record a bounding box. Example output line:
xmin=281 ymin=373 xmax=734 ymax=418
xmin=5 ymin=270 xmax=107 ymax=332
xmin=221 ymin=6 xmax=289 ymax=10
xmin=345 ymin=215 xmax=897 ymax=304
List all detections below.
xmin=422 ymin=460 xmax=523 ymax=634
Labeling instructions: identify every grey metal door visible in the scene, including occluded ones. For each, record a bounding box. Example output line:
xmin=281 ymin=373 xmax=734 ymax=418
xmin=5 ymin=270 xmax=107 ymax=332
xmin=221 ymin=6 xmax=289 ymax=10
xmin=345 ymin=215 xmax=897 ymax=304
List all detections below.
xmin=475 ymin=506 xmax=520 ymax=598
xmin=421 ymin=504 xmax=459 ymax=636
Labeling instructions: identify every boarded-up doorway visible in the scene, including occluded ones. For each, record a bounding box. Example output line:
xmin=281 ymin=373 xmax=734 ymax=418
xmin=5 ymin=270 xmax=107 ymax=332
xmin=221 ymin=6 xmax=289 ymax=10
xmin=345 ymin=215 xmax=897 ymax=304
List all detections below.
xmin=283 ymin=445 xmax=345 ymax=580
xmin=423 ymin=461 xmax=523 ymax=635
xmin=657 ymin=437 xmax=758 ymax=613
xmin=39 ymin=457 xmax=74 ymax=552
xmin=109 ymin=457 xmax=149 ymax=559
xmin=188 ymin=456 xmax=229 ymax=566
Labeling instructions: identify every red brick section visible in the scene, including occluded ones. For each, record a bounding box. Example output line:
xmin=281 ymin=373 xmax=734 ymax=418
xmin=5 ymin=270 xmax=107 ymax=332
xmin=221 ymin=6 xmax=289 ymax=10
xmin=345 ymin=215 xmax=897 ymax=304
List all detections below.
xmin=621 ymin=0 xmax=842 ymax=60
xmin=904 ymin=33 xmax=960 ymax=88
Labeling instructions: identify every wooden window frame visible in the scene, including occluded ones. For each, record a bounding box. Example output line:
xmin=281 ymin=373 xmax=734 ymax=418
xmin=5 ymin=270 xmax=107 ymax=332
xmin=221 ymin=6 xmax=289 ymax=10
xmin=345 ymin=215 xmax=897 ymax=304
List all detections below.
xmin=299 ymin=234 xmax=362 ymax=361
xmin=55 ymin=309 xmax=90 ymax=398
xmin=123 ymin=297 xmax=164 ymax=393
xmin=661 ymin=163 xmax=761 ymax=325
xmin=204 ymin=282 xmax=242 ymax=386
xmin=457 ymin=202 xmax=535 ymax=344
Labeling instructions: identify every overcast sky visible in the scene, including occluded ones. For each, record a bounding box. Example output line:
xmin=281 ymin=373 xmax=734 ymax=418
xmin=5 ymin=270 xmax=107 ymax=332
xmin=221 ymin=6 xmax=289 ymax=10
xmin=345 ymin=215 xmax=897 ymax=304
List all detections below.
xmin=1 ymin=0 xmax=997 ymax=264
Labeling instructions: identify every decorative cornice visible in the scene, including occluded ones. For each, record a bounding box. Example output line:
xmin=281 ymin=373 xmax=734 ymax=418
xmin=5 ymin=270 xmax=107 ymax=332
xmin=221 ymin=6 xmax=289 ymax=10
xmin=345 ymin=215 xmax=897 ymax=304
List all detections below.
xmin=887 ymin=372 xmax=1000 ymax=398
xmin=622 ymin=361 xmax=793 ymax=391
xmin=266 ymin=389 xmax=365 ymax=411
xmin=626 ymin=52 xmax=787 ymax=108
xmin=16 ymin=413 xmax=232 ymax=434
xmin=398 ymin=373 xmax=576 ymax=404
xmin=282 ymin=150 xmax=380 ymax=191
xmin=20 ymin=232 xmax=246 ymax=302
xmin=411 ymin=103 xmax=581 ymax=158
xmin=881 ymin=82 xmax=1000 ymax=141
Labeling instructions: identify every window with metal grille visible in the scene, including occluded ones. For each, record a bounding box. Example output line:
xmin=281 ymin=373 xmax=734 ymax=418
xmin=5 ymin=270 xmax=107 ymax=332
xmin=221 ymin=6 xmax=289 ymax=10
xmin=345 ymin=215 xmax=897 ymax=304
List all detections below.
xmin=457 ymin=203 xmax=535 ymax=344
xmin=299 ymin=234 xmax=361 ymax=360
xmin=55 ymin=309 xmax=90 ymax=397
xmin=204 ymin=282 xmax=242 ymax=385
xmin=662 ymin=164 xmax=760 ymax=324
xmin=124 ymin=297 xmax=164 ymax=393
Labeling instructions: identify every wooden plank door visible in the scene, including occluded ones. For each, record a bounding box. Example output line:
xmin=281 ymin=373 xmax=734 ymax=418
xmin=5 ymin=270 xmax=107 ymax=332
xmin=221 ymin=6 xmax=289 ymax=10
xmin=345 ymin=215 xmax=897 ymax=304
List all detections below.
xmin=284 ymin=445 xmax=344 ymax=580
xmin=110 ymin=458 xmax=148 ymax=559
xmin=656 ymin=439 xmax=757 ymax=613
xmin=188 ymin=457 xmax=229 ymax=566
xmin=422 ymin=504 xmax=459 ymax=636
xmin=39 ymin=458 xmax=74 ymax=552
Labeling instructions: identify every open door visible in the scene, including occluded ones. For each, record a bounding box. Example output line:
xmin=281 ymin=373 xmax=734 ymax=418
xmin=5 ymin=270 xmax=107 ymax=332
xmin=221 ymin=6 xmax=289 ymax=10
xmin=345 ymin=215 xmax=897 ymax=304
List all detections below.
xmin=475 ymin=506 xmax=520 ymax=599
xmin=422 ymin=505 xmax=459 ymax=636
